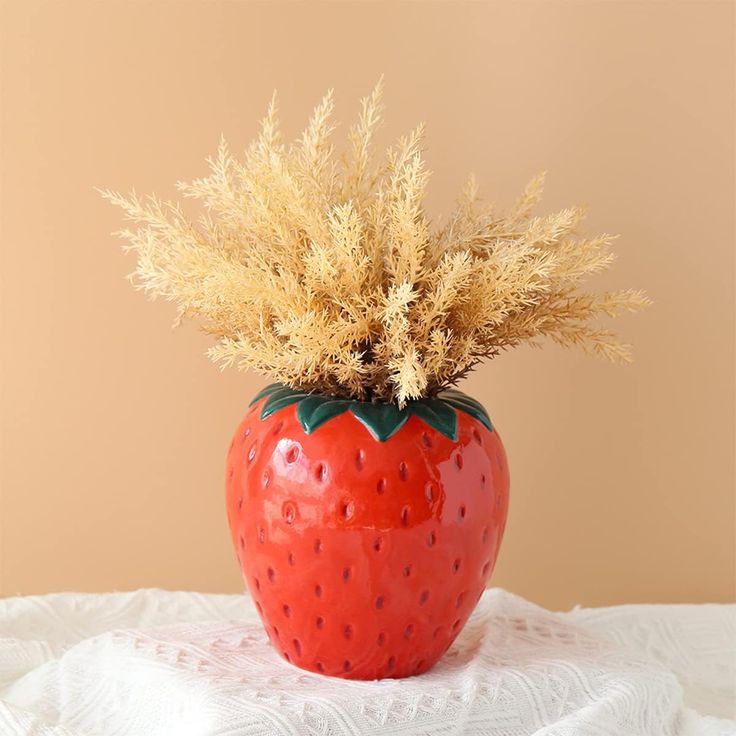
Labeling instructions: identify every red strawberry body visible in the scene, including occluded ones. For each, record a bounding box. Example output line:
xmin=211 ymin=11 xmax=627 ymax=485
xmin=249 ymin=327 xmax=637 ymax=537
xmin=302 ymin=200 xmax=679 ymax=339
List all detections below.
xmin=226 ymin=390 xmax=509 ymax=680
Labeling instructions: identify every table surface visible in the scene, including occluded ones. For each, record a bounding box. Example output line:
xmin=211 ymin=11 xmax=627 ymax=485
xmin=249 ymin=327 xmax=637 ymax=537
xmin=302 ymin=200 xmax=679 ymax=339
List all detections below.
xmin=0 ymin=588 xmax=734 ymax=736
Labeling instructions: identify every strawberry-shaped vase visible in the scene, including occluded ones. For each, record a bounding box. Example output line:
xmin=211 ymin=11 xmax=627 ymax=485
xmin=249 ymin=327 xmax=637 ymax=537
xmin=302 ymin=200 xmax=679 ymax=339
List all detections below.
xmin=226 ymin=385 xmax=509 ymax=680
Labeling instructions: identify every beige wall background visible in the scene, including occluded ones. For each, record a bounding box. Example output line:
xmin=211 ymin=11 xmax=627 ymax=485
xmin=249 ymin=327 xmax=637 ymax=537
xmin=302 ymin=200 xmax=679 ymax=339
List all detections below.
xmin=0 ymin=0 xmax=733 ymax=610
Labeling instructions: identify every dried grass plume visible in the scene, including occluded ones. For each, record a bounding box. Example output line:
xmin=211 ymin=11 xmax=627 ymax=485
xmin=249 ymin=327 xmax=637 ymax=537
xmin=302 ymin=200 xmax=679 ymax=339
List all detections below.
xmin=103 ymin=81 xmax=649 ymax=405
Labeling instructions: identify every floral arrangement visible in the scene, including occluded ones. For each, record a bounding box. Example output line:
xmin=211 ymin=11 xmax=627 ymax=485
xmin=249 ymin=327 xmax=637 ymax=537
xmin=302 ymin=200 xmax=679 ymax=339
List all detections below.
xmin=103 ymin=82 xmax=648 ymax=406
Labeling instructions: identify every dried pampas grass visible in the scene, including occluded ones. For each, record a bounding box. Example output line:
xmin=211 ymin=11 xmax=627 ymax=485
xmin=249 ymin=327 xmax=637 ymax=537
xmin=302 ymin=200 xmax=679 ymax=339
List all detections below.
xmin=103 ymin=81 xmax=649 ymax=406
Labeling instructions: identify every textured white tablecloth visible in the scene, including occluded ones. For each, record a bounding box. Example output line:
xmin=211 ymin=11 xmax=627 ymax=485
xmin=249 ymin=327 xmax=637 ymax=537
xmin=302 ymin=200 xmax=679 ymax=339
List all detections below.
xmin=0 ymin=588 xmax=733 ymax=736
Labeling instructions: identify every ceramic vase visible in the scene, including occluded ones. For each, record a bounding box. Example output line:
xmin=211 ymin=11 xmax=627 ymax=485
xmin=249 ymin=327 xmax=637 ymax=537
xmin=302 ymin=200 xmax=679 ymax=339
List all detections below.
xmin=226 ymin=384 xmax=509 ymax=680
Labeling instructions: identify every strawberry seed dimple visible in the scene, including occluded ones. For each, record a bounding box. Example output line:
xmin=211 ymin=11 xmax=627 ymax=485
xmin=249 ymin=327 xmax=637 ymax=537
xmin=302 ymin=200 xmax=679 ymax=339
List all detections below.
xmin=377 ymin=632 xmax=386 ymax=646
xmin=267 ymin=567 xmax=275 ymax=583
xmin=425 ymin=482 xmax=434 ymax=503
xmin=314 ymin=539 xmax=322 ymax=554
xmin=376 ymin=478 xmax=386 ymax=494
xmin=316 ymin=616 xmax=325 ymax=629
xmin=427 ymin=531 xmax=436 ymax=547
xmin=343 ymin=660 xmax=352 ymax=672
xmin=344 ymin=624 xmax=353 ymax=640
xmin=452 ymin=558 xmax=461 ymax=574
xmin=458 ymin=504 xmax=467 ymax=521
xmin=283 ymin=502 xmax=296 ymax=525
xmin=400 ymin=505 xmax=410 ymax=525
xmin=272 ymin=420 xmax=283 ymax=436
xmin=314 ymin=584 xmax=323 ymax=598
xmin=293 ymin=639 xmax=301 ymax=656
xmin=286 ymin=446 xmax=299 ymax=464
xmin=419 ymin=590 xmax=429 ymax=605
xmin=315 ymin=462 xmax=328 ymax=482
xmin=455 ymin=453 xmax=463 ymax=470
xmin=404 ymin=624 xmax=414 ymax=638
xmin=421 ymin=432 xmax=432 ymax=448
xmin=340 ymin=500 xmax=354 ymax=520
xmin=399 ymin=462 xmax=409 ymax=480
xmin=375 ymin=595 xmax=384 ymax=609
xmin=342 ymin=567 xmax=352 ymax=582
xmin=248 ymin=442 xmax=258 ymax=463
xmin=472 ymin=428 xmax=482 ymax=444
xmin=355 ymin=450 xmax=365 ymax=470
xmin=386 ymin=655 xmax=396 ymax=671
xmin=373 ymin=537 xmax=383 ymax=552
xmin=403 ymin=565 xmax=412 ymax=578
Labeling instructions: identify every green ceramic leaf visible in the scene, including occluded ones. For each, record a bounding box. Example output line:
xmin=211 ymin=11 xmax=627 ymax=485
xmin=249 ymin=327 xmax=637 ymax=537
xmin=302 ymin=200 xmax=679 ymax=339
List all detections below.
xmin=409 ymin=398 xmax=458 ymax=441
xmin=438 ymin=389 xmax=493 ymax=431
xmin=247 ymin=383 xmax=492 ymax=441
xmin=294 ymin=395 xmax=328 ymax=425
xmin=260 ymin=386 xmax=310 ymax=419
xmin=349 ymin=402 xmax=410 ymax=442
xmin=249 ymin=383 xmax=283 ymax=407
xmin=297 ymin=397 xmax=351 ymax=433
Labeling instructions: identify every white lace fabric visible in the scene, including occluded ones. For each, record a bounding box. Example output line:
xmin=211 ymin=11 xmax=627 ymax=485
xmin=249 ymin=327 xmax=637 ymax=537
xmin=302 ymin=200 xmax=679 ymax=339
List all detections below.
xmin=0 ymin=588 xmax=733 ymax=735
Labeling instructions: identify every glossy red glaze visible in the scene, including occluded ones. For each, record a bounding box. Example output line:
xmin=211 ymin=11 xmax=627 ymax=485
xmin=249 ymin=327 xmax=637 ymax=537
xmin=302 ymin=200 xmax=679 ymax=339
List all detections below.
xmin=226 ymin=397 xmax=510 ymax=680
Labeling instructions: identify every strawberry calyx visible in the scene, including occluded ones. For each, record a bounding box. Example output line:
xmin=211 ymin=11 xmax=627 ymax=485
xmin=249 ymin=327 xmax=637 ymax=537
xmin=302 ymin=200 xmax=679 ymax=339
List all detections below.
xmin=249 ymin=384 xmax=493 ymax=442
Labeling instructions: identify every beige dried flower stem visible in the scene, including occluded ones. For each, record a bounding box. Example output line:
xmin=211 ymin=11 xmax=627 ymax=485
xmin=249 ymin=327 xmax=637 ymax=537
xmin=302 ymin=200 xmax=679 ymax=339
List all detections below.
xmin=102 ymin=82 xmax=649 ymax=407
